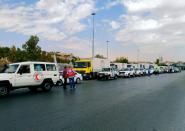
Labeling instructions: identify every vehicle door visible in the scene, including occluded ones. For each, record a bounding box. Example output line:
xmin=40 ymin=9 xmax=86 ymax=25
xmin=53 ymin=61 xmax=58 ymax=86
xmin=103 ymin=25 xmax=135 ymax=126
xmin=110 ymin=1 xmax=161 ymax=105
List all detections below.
xmin=15 ymin=64 xmax=33 ymax=87
xmin=46 ymin=64 xmax=59 ymax=83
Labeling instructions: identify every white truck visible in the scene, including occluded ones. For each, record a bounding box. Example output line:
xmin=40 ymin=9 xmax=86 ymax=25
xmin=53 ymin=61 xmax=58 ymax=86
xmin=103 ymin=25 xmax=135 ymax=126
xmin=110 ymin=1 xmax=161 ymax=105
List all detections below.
xmin=74 ymin=58 xmax=111 ymax=79
xmin=97 ymin=67 xmax=117 ymax=80
xmin=0 ymin=62 xmax=59 ymax=96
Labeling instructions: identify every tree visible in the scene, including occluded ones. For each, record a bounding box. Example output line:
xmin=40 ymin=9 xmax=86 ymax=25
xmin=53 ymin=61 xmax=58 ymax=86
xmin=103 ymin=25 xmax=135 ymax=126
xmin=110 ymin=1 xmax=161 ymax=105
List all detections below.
xmin=16 ymin=48 xmax=27 ymax=62
xmin=155 ymin=58 xmax=160 ymax=65
xmin=0 ymin=46 xmax=10 ymax=58
xmin=114 ymin=57 xmax=129 ymax=63
xmin=0 ymin=35 xmax=80 ymax=65
xmin=8 ymin=46 xmax=17 ymax=62
xmin=22 ymin=35 xmax=42 ymax=61
xmin=95 ymin=54 xmax=106 ymax=59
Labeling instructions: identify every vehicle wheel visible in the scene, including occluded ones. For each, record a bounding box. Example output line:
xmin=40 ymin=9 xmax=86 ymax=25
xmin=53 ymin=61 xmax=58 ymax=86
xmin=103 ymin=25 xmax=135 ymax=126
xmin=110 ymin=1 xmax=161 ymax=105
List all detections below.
xmin=0 ymin=86 xmax=9 ymax=97
xmin=89 ymin=74 xmax=92 ymax=79
xmin=128 ymin=74 xmax=131 ymax=78
xmin=114 ymin=75 xmax=117 ymax=79
xmin=42 ymin=81 xmax=53 ymax=91
xmin=76 ymin=78 xmax=81 ymax=84
xmin=29 ymin=87 xmax=38 ymax=92
xmin=57 ymin=79 xmax=63 ymax=86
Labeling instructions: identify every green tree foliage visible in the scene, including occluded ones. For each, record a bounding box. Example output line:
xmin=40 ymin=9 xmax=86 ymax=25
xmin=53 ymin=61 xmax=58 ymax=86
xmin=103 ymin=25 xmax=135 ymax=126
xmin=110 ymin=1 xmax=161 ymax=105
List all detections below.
xmin=22 ymin=35 xmax=41 ymax=61
xmin=0 ymin=47 xmax=10 ymax=58
xmin=114 ymin=57 xmax=129 ymax=63
xmin=0 ymin=35 xmax=79 ymax=65
xmin=95 ymin=54 xmax=106 ymax=59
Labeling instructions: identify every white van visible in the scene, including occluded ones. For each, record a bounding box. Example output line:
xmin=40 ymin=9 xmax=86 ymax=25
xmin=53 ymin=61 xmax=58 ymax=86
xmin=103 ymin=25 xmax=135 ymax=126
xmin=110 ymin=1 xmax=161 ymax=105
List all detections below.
xmin=0 ymin=62 xmax=59 ymax=96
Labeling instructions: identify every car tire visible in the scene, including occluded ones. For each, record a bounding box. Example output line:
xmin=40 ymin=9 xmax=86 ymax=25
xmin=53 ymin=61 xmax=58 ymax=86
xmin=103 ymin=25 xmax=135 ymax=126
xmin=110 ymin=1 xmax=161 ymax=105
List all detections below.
xmin=76 ymin=78 xmax=81 ymax=84
xmin=113 ymin=75 xmax=117 ymax=79
xmin=57 ymin=79 xmax=63 ymax=86
xmin=42 ymin=81 xmax=53 ymax=92
xmin=128 ymin=74 xmax=131 ymax=78
xmin=89 ymin=73 xmax=94 ymax=80
xmin=0 ymin=86 xmax=9 ymax=97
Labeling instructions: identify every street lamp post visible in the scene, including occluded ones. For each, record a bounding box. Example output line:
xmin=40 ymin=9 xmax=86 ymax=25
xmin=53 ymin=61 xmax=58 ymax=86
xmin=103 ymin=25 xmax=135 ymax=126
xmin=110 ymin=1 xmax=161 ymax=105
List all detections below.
xmin=137 ymin=49 xmax=140 ymax=63
xmin=106 ymin=40 xmax=110 ymax=59
xmin=91 ymin=13 xmax=96 ymax=59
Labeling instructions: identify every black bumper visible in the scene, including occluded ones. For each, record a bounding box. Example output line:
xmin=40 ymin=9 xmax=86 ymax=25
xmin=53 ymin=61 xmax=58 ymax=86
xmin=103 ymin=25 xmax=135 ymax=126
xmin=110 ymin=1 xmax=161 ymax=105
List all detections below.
xmin=97 ymin=74 xmax=110 ymax=80
xmin=0 ymin=80 xmax=11 ymax=88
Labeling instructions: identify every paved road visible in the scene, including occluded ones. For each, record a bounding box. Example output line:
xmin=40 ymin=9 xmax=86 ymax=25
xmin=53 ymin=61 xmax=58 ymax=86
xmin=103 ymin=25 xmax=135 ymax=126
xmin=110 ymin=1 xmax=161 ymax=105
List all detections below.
xmin=1 ymin=72 xmax=185 ymax=131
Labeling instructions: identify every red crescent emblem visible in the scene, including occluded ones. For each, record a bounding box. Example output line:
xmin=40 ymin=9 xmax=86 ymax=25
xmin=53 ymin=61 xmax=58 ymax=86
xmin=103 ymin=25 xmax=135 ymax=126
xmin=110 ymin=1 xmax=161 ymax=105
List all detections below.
xmin=35 ymin=73 xmax=40 ymax=81
xmin=34 ymin=72 xmax=43 ymax=81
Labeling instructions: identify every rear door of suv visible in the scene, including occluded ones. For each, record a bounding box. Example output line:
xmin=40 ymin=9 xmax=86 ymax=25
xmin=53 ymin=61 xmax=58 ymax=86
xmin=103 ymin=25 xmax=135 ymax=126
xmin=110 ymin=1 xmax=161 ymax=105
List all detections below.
xmin=46 ymin=64 xmax=59 ymax=84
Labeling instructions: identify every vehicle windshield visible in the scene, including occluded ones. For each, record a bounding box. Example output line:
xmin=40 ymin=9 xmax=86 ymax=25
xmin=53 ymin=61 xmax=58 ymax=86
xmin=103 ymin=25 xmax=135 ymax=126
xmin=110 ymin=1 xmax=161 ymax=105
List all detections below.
xmin=74 ymin=62 xmax=89 ymax=68
xmin=1 ymin=64 xmax=19 ymax=73
xmin=102 ymin=68 xmax=111 ymax=72
xmin=122 ymin=68 xmax=129 ymax=71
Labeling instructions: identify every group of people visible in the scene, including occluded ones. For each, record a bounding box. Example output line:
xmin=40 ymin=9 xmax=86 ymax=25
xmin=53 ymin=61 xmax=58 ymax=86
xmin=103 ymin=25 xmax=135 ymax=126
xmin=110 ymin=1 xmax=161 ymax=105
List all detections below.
xmin=63 ymin=66 xmax=76 ymax=90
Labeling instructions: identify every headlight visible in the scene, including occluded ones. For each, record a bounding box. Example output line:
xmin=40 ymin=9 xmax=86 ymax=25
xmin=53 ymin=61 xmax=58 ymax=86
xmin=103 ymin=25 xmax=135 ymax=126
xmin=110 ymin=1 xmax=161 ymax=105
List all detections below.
xmin=83 ymin=74 xmax=87 ymax=76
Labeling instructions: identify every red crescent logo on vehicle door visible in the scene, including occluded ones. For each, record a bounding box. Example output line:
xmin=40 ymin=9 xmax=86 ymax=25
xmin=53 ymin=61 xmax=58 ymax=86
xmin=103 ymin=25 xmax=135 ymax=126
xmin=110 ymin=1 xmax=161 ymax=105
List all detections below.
xmin=34 ymin=72 xmax=44 ymax=81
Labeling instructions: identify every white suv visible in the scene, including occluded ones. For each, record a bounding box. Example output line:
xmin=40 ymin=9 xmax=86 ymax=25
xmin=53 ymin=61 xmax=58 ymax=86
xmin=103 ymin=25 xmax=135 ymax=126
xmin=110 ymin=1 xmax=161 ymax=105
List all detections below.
xmin=97 ymin=67 xmax=117 ymax=80
xmin=118 ymin=68 xmax=135 ymax=77
xmin=0 ymin=62 xmax=59 ymax=96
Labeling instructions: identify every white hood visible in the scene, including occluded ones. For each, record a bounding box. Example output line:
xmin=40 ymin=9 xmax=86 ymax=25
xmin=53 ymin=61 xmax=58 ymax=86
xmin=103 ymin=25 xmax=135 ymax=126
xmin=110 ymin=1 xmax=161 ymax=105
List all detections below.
xmin=99 ymin=71 xmax=111 ymax=74
xmin=0 ymin=73 xmax=14 ymax=81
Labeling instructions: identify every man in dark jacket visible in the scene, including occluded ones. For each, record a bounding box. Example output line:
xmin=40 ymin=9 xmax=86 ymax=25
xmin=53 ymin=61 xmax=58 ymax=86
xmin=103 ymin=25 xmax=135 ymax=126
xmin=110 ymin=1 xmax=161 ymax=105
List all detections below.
xmin=63 ymin=66 xmax=68 ymax=89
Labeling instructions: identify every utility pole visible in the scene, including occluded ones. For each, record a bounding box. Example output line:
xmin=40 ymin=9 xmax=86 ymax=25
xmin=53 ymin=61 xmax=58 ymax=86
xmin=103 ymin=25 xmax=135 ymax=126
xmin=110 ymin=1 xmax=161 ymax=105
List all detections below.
xmin=91 ymin=13 xmax=96 ymax=59
xmin=137 ymin=49 xmax=140 ymax=63
xmin=106 ymin=40 xmax=110 ymax=59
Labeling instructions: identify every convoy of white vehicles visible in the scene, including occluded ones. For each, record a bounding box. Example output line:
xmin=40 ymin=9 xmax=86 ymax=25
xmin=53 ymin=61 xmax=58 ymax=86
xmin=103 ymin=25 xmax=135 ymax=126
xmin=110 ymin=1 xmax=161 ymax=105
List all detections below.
xmin=0 ymin=60 xmax=182 ymax=97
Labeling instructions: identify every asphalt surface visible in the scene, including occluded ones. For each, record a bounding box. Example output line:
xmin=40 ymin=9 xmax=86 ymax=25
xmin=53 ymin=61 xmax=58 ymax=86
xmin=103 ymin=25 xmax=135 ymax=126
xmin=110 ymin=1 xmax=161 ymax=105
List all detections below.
xmin=1 ymin=72 xmax=185 ymax=131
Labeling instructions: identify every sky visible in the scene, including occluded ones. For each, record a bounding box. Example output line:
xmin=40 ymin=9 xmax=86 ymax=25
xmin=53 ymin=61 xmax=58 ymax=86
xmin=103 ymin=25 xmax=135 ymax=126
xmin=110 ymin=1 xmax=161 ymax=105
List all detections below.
xmin=0 ymin=0 xmax=185 ymax=62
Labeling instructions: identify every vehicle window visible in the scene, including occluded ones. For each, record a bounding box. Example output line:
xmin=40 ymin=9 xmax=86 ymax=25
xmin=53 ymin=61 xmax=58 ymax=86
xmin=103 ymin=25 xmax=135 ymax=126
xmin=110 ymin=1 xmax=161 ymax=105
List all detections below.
xmin=18 ymin=65 xmax=30 ymax=74
xmin=46 ymin=64 xmax=57 ymax=71
xmin=102 ymin=68 xmax=110 ymax=72
xmin=34 ymin=64 xmax=45 ymax=71
xmin=74 ymin=62 xmax=88 ymax=68
xmin=1 ymin=64 xmax=19 ymax=73
xmin=59 ymin=71 xmax=63 ymax=76
xmin=87 ymin=62 xmax=91 ymax=67
xmin=123 ymin=68 xmax=129 ymax=71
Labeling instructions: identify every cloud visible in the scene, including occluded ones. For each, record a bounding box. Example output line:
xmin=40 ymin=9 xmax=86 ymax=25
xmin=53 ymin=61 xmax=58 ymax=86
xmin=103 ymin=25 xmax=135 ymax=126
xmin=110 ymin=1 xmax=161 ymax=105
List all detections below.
xmin=104 ymin=0 xmax=121 ymax=9
xmin=114 ymin=0 xmax=185 ymax=60
xmin=0 ymin=0 xmax=95 ymax=41
xmin=110 ymin=21 xmax=120 ymax=30
xmin=123 ymin=0 xmax=161 ymax=12
xmin=43 ymin=36 xmax=91 ymax=56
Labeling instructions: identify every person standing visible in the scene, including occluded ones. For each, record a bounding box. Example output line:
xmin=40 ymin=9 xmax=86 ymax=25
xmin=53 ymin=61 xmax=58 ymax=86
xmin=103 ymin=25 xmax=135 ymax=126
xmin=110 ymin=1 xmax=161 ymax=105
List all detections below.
xmin=63 ymin=66 xmax=68 ymax=89
xmin=67 ymin=66 xmax=76 ymax=89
